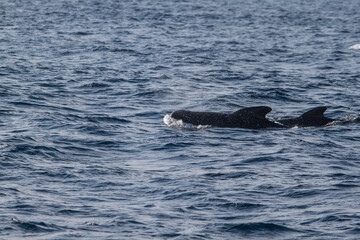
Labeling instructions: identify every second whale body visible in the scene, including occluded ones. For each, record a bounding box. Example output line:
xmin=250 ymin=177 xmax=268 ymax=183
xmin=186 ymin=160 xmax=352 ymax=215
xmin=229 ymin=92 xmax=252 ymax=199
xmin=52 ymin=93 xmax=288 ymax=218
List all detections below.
xmin=170 ymin=106 xmax=334 ymax=129
xmin=277 ymin=106 xmax=334 ymax=128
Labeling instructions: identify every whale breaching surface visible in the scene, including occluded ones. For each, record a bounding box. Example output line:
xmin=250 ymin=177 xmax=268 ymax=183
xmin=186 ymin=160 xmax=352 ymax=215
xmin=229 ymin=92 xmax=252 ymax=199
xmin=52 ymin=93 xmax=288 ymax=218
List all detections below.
xmin=168 ymin=106 xmax=335 ymax=129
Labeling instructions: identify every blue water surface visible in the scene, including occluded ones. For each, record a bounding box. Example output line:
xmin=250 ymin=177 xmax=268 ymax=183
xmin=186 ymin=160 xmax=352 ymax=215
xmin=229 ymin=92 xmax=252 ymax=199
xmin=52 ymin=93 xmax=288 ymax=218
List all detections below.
xmin=1 ymin=0 xmax=360 ymax=239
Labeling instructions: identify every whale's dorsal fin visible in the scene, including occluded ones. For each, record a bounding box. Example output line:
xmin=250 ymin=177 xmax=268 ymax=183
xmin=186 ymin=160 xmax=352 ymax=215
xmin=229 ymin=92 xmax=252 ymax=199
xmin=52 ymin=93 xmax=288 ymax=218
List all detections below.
xmin=234 ymin=106 xmax=272 ymax=117
xmin=300 ymin=107 xmax=327 ymax=118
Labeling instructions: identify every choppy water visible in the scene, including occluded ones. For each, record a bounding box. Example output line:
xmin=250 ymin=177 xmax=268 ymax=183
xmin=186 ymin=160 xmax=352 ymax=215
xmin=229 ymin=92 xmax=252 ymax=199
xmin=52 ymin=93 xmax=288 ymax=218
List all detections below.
xmin=1 ymin=0 xmax=360 ymax=239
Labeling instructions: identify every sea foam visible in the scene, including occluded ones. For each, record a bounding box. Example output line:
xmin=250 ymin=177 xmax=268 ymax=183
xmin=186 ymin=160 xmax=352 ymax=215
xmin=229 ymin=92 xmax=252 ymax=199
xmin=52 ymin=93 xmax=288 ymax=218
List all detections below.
xmin=349 ymin=44 xmax=360 ymax=50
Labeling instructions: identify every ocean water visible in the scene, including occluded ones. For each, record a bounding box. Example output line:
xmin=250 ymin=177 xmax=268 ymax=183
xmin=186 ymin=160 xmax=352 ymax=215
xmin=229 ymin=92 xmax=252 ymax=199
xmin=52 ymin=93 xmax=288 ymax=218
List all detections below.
xmin=1 ymin=0 xmax=360 ymax=239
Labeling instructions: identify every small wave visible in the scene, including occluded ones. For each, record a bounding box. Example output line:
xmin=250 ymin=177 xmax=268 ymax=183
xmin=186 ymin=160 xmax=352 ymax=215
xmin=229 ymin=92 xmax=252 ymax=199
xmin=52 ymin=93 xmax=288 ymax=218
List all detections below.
xmin=283 ymin=188 xmax=321 ymax=198
xmin=218 ymin=202 xmax=264 ymax=210
xmin=163 ymin=114 xmax=211 ymax=130
xmin=87 ymin=115 xmax=130 ymax=124
xmin=80 ymin=82 xmax=111 ymax=89
xmin=333 ymin=182 xmax=359 ymax=189
xmin=72 ymin=31 xmax=93 ymax=36
xmin=225 ymin=222 xmax=299 ymax=234
xmin=57 ymin=209 xmax=87 ymax=215
xmin=134 ymin=88 xmax=173 ymax=98
xmin=202 ymin=172 xmax=250 ymax=180
xmin=349 ymin=44 xmax=360 ymax=50
xmin=152 ymin=142 xmax=195 ymax=151
xmin=149 ymin=65 xmax=169 ymax=70
xmin=37 ymin=169 xmax=75 ymax=178
xmin=303 ymin=213 xmax=359 ymax=225
xmin=92 ymin=46 xmax=143 ymax=55
xmin=12 ymin=144 xmax=61 ymax=157
xmin=163 ymin=190 xmax=205 ymax=201
xmin=242 ymin=156 xmax=291 ymax=164
xmin=11 ymin=217 xmax=62 ymax=233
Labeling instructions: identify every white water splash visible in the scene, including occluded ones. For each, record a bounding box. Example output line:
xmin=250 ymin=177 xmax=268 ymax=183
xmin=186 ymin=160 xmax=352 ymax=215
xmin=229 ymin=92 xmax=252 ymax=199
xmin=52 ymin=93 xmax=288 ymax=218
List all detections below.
xmin=349 ymin=44 xmax=360 ymax=50
xmin=325 ymin=114 xmax=360 ymax=126
xmin=163 ymin=114 xmax=211 ymax=130
xmin=338 ymin=114 xmax=360 ymax=124
xmin=163 ymin=114 xmax=184 ymax=128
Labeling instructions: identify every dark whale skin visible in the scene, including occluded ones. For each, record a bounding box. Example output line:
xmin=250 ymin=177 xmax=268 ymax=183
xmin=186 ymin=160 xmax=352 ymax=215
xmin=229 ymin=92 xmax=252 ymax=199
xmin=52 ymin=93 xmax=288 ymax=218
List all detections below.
xmin=171 ymin=106 xmax=283 ymax=129
xmin=170 ymin=106 xmax=334 ymax=129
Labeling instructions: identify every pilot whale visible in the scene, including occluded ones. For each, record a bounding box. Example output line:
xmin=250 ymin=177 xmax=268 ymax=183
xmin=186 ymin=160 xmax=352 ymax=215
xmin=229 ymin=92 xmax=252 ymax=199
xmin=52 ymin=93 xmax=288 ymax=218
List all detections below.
xmin=170 ymin=106 xmax=334 ymax=129
xmin=171 ymin=106 xmax=280 ymax=129
xmin=277 ymin=106 xmax=334 ymax=128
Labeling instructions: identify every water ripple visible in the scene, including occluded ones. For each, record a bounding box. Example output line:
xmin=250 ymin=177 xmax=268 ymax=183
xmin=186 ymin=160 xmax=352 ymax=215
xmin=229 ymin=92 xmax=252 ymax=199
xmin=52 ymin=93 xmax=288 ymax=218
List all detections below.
xmin=1 ymin=0 xmax=360 ymax=239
